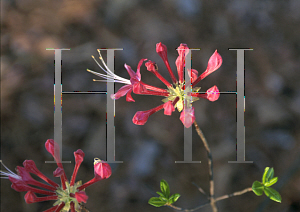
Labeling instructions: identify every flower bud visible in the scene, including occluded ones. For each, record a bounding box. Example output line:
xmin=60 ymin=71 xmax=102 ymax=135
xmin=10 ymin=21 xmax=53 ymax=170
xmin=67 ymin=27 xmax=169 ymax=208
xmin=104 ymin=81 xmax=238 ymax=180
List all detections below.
xmin=53 ymin=167 xmax=64 ymax=177
xmin=24 ymin=191 xmax=37 ymax=204
xmin=74 ymin=149 xmax=85 ymax=164
xmin=201 ymin=50 xmax=222 ymax=80
xmin=132 ymin=111 xmax=151 ymax=125
xmin=94 ymin=159 xmax=112 ymax=180
xmin=206 ymin=85 xmax=220 ymax=102
xmin=156 ymin=42 xmax=168 ymax=61
xmin=180 ymin=107 xmax=195 ymax=128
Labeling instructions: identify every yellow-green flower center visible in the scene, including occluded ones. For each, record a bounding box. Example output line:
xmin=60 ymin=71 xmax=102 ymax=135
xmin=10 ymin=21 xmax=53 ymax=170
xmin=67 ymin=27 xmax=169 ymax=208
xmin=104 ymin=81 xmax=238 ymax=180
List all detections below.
xmin=54 ymin=181 xmax=82 ymax=212
xmin=162 ymin=83 xmax=201 ymax=112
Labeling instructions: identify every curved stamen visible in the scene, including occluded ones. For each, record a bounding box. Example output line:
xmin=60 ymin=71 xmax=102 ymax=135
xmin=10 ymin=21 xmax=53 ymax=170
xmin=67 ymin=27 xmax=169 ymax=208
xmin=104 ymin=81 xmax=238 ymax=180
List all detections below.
xmin=0 ymin=160 xmax=21 ymax=180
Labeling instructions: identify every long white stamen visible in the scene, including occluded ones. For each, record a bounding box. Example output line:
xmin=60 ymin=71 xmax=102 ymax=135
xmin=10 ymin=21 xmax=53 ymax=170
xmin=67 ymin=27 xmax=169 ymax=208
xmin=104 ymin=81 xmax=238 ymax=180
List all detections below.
xmin=97 ymin=50 xmax=118 ymax=78
xmin=87 ymin=68 xmax=130 ymax=84
xmin=93 ymin=79 xmax=129 ymax=83
xmin=88 ymin=51 xmax=131 ymax=85
xmin=0 ymin=160 xmax=21 ymax=180
xmin=87 ymin=69 xmax=117 ymax=80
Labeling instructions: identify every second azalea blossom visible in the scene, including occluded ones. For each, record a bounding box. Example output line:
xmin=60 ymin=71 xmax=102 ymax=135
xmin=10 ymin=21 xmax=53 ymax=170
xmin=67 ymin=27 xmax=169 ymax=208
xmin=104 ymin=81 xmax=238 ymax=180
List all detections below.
xmin=0 ymin=139 xmax=112 ymax=212
xmin=88 ymin=43 xmax=222 ymax=128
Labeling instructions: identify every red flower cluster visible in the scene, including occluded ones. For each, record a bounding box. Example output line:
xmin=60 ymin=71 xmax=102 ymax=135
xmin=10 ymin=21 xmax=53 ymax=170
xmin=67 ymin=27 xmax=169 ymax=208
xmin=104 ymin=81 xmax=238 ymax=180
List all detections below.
xmin=0 ymin=139 xmax=112 ymax=212
xmin=88 ymin=43 xmax=222 ymax=128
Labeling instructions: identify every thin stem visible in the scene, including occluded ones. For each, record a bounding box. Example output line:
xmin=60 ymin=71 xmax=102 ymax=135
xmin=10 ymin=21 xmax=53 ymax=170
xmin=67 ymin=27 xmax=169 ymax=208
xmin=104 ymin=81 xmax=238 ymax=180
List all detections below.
xmin=168 ymin=187 xmax=252 ymax=211
xmin=80 ymin=203 xmax=90 ymax=212
xmin=193 ymin=121 xmax=217 ymax=212
xmin=169 ymin=123 xmax=251 ymax=212
xmin=214 ymin=187 xmax=252 ymax=202
xmin=191 ymin=182 xmax=208 ymax=198
xmin=167 ymin=202 xmax=210 ymax=211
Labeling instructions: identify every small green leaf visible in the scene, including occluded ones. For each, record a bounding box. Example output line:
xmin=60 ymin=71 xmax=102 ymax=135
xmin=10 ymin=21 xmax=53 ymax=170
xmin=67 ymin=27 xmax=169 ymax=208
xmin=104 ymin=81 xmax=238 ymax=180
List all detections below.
xmin=160 ymin=179 xmax=170 ymax=198
xmin=252 ymin=181 xmax=264 ymax=196
xmin=264 ymin=177 xmax=278 ymax=187
xmin=148 ymin=197 xmax=167 ymax=207
xmin=169 ymin=193 xmax=181 ymax=204
xmin=159 ymin=196 xmax=168 ymax=202
xmin=265 ymin=168 xmax=274 ymax=183
xmin=262 ymin=167 xmax=269 ymax=184
xmin=156 ymin=191 xmax=165 ymax=197
xmin=264 ymin=187 xmax=281 ymax=203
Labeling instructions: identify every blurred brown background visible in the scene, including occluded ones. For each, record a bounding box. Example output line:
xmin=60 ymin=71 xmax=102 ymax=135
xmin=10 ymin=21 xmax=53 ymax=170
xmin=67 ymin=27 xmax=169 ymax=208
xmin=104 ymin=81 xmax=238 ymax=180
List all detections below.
xmin=1 ymin=0 xmax=300 ymax=211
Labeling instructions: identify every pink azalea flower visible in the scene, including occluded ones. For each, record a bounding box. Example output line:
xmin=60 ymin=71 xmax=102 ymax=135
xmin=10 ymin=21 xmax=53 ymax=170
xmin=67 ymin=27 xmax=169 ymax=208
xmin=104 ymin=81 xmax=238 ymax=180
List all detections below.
xmin=87 ymin=51 xmax=168 ymax=102
xmin=1 ymin=139 xmax=112 ymax=212
xmin=88 ymin=43 xmax=222 ymax=128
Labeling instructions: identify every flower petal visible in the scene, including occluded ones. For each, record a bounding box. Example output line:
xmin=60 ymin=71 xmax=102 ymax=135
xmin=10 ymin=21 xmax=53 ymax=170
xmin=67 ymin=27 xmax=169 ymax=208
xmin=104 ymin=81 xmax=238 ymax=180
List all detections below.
xmin=163 ymin=101 xmax=175 ymax=116
xmin=75 ymin=191 xmax=88 ymax=203
xmin=111 ymin=85 xmax=133 ymax=100
xmin=132 ymin=111 xmax=151 ymax=125
xmin=24 ymin=191 xmax=37 ymax=204
xmin=74 ymin=149 xmax=85 ymax=164
xmin=53 ymin=167 xmax=64 ymax=177
xmin=191 ymin=85 xmax=220 ymax=102
xmin=45 ymin=139 xmax=59 ymax=159
xmin=180 ymin=107 xmax=195 ymax=128
xmin=126 ymin=90 xmax=135 ymax=102
xmin=206 ymin=85 xmax=220 ymax=102
xmin=132 ymin=82 xmax=147 ymax=94
xmin=136 ymin=58 xmax=147 ymax=80
xmin=124 ymin=63 xmax=137 ymax=79
xmin=9 ymin=177 xmax=29 ymax=192
xmin=17 ymin=166 xmax=55 ymax=191
xmin=189 ymin=69 xmax=198 ymax=83
xmin=23 ymin=160 xmax=59 ymax=188
xmin=156 ymin=42 xmax=168 ymax=61
xmin=94 ymin=159 xmax=112 ymax=180
xmin=200 ymin=50 xmax=222 ymax=80
xmin=192 ymin=50 xmax=222 ymax=87
xmin=145 ymin=60 xmax=172 ymax=87
xmin=156 ymin=42 xmax=177 ymax=83
xmin=71 ymin=149 xmax=85 ymax=186
xmin=132 ymin=104 xmax=164 ymax=125
xmin=176 ymin=43 xmax=189 ymax=83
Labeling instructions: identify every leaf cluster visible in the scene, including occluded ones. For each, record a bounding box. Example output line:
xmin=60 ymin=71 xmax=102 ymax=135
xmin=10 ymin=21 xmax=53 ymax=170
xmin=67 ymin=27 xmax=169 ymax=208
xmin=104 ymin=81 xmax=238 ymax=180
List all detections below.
xmin=252 ymin=167 xmax=281 ymax=203
xmin=149 ymin=179 xmax=181 ymax=207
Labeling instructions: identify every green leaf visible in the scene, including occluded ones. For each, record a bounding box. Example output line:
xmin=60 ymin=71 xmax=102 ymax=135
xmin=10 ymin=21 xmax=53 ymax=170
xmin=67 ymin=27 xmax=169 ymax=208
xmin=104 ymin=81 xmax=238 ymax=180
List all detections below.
xmin=156 ymin=191 xmax=165 ymax=197
xmin=262 ymin=167 xmax=269 ymax=184
xmin=160 ymin=179 xmax=170 ymax=198
xmin=264 ymin=187 xmax=281 ymax=203
xmin=265 ymin=168 xmax=274 ymax=183
xmin=148 ymin=197 xmax=167 ymax=207
xmin=159 ymin=196 xmax=168 ymax=202
xmin=169 ymin=193 xmax=181 ymax=204
xmin=252 ymin=181 xmax=264 ymax=196
xmin=264 ymin=177 xmax=278 ymax=187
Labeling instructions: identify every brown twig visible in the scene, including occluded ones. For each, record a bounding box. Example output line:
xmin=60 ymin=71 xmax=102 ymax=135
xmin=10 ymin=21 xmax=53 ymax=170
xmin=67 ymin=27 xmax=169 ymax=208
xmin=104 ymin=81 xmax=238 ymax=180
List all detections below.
xmin=166 ymin=122 xmax=252 ymax=212
xmin=167 ymin=202 xmax=210 ymax=211
xmin=215 ymin=187 xmax=252 ymax=202
xmin=193 ymin=120 xmax=218 ymax=212
xmin=80 ymin=203 xmax=90 ymax=212
xmin=167 ymin=187 xmax=252 ymax=211
xmin=192 ymin=182 xmax=208 ymax=197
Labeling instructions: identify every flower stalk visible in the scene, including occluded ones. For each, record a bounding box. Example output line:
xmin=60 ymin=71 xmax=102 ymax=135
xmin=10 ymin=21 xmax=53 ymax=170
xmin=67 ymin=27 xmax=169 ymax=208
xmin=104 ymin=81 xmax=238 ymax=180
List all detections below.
xmin=193 ymin=121 xmax=217 ymax=212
